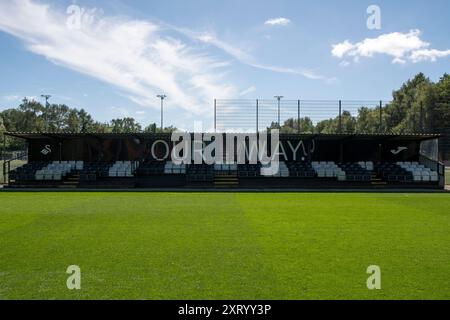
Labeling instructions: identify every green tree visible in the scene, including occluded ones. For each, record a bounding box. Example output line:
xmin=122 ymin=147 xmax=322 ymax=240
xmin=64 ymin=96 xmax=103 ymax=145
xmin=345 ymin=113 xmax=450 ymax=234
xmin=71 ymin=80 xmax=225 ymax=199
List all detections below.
xmin=143 ymin=123 xmax=177 ymax=133
xmin=78 ymin=109 xmax=94 ymax=133
xmin=0 ymin=115 xmax=5 ymax=137
xmin=355 ymin=107 xmax=380 ymax=133
xmin=270 ymin=117 xmax=315 ymax=133
xmin=111 ymin=117 xmax=142 ymax=133
xmin=144 ymin=123 xmax=157 ymax=133
xmin=432 ymin=73 xmax=450 ymax=131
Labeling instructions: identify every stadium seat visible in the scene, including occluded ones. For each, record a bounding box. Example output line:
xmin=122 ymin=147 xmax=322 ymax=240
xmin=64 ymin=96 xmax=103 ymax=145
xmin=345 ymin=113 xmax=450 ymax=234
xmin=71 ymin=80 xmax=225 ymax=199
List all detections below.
xmin=337 ymin=162 xmax=373 ymax=182
xmin=187 ymin=164 xmax=214 ymax=182
xmin=164 ymin=162 xmax=186 ymax=175
xmin=397 ymin=161 xmax=438 ymax=183
xmin=108 ymin=161 xmax=139 ymax=177
xmin=33 ymin=161 xmax=78 ymax=181
xmin=312 ymin=161 xmax=344 ymax=179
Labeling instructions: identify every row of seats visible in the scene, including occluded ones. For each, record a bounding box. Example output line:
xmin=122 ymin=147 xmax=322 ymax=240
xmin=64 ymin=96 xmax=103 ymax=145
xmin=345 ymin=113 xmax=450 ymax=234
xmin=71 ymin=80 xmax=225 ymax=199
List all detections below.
xmin=338 ymin=162 xmax=372 ymax=181
xmin=214 ymin=164 xmax=238 ymax=172
xmin=9 ymin=162 xmax=48 ymax=181
xmin=35 ymin=161 xmax=79 ymax=181
xmin=109 ymin=161 xmax=139 ymax=177
xmin=187 ymin=164 xmax=214 ymax=182
xmin=357 ymin=161 xmax=374 ymax=171
xmin=80 ymin=162 xmax=114 ymax=181
xmin=164 ymin=162 xmax=187 ymax=175
xmin=261 ymin=161 xmax=290 ymax=177
xmin=376 ymin=163 xmax=413 ymax=182
xmin=397 ymin=162 xmax=438 ymax=182
xmin=9 ymin=160 xmax=440 ymax=184
xmin=311 ymin=161 xmax=345 ymax=179
xmin=136 ymin=161 xmax=165 ymax=176
xmin=238 ymin=164 xmax=262 ymax=177
xmin=286 ymin=162 xmax=316 ymax=178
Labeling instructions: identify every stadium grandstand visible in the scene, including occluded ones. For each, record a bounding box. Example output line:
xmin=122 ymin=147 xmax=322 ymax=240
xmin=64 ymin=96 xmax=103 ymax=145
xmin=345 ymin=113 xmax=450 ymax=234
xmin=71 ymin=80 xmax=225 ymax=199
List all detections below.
xmin=2 ymin=131 xmax=445 ymax=189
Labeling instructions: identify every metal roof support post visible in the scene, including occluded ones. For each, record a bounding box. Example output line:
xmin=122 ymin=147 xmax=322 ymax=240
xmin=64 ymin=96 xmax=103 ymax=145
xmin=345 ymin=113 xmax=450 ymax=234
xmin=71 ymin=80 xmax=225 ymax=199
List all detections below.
xmin=379 ymin=100 xmax=383 ymax=133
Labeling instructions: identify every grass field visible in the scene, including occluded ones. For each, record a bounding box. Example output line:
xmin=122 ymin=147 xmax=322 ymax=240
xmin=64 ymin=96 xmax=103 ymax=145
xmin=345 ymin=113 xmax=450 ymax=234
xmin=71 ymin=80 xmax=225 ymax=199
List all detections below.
xmin=0 ymin=192 xmax=449 ymax=300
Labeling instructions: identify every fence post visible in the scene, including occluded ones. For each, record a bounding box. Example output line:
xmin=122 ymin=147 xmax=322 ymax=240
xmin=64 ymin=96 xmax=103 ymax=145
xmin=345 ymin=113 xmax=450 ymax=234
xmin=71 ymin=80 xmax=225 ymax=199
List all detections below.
xmin=256 ymin=99 xmax=259 ymax=133
xmin=2 ymin=134 xmax=5 ymax=184
xmin=214 ymin=99 xmax=217 ymax=132
xmin=379 ymin=100 xmax=383 ymax=133
xmin=277 ymin=99 xmax=281 ymax=128
xmin=420 ymin=101 xmax=424 ymax=133
xmin=297 ymin=100 xmax=301 ymax=134
xmin=338 ymin=100 xmax=342 ymax=133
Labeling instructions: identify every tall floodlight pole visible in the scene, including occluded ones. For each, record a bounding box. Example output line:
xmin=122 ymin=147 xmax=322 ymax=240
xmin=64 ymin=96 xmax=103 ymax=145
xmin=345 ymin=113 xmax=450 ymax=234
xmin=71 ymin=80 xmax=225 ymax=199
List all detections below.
xmin=274 ymin=96 xmax=283 ymax=128
xmin=41 ymin=94 xmax=51 ymax=130
xmin=156 ymin=94 xmax=167 ymax=131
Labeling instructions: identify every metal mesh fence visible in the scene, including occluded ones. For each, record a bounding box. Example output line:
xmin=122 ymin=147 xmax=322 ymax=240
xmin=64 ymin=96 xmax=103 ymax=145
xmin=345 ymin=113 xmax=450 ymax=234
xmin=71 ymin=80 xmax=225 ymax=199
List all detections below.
xmin=215 ymin=99 xmax=390 ymax=133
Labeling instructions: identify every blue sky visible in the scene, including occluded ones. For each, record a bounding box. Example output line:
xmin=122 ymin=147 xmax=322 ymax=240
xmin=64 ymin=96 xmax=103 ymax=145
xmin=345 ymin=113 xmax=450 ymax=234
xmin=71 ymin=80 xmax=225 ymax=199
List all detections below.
xmin=0 ymin=0 xmax=449 ymax=130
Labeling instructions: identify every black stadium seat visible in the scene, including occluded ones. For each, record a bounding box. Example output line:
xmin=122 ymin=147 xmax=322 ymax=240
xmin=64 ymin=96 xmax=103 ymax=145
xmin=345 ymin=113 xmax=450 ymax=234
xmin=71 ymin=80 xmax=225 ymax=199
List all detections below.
xmin=338 ymin=162 xmax=372 ymax=181
xmin=187 ymin=164 xmax=214 ymax=182
xmin=238 ymin=164 xmax=262 ymax=177
xmin=286 ymin=161 xmax=316 ymax=178
xmin=136 ymin=161 xmax=165 ymax=176
xmin=9 ymin=161 xmax=48 ymax=182
xmin=79 ymin=162 xmax=113 ymax=180
xmin=376 ymin=162 xmax=413 ymax=183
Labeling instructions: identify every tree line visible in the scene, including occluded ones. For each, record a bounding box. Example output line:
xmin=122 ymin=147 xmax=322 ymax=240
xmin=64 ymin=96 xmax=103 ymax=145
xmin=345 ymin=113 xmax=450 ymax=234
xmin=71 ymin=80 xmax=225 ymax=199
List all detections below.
xmin=0 ymin=100 xmax=177 ymax=150
xmin=1 ymin=72 xmax=449 ymax=151
xmin=272 ymin=73 xmax=450 ymax=134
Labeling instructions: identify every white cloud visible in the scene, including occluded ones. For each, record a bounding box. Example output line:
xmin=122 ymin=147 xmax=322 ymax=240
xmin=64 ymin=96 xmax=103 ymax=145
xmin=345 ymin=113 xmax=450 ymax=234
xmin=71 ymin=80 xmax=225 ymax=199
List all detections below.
xmin=110 ymin=106 xmax=130 ymax=117
xmin=179 ymin=29 xmax=333 ymax=82
xmin=3 ymin=95 xmax=21 ymax=101
xmin=331 ymin=40 xmax=355 ymax=58
xmin=0 ymin=0 xmax=336 ymax=124
xmin=410 ymin=49 xmax=450 ymax=63
xmin=239 ymin=86 xmax=256 ymax=96
xmin=332 ymin=29 xmax=450 ymax=64
xmin=0 ymin=0 xmax=238 ymax=115
xmin=264 ymin=18 xmax=291 ymax=26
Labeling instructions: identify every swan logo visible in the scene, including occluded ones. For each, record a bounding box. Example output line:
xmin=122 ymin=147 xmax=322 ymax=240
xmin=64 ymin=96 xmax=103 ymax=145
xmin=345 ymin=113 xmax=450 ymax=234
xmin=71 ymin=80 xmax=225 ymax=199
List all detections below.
xmin=41 ymin=145 xmax=52 ymax=155
xmin=391 ymin=146 xmax=408 ymax=155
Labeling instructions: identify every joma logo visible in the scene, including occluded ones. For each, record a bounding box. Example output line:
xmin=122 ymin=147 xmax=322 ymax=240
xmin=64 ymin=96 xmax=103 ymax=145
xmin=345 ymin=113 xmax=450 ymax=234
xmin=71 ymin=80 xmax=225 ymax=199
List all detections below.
xmin=391 ymin=146 xmax=408 ymax=155
xmin=41 ymin=145 xmax=51 ymax=155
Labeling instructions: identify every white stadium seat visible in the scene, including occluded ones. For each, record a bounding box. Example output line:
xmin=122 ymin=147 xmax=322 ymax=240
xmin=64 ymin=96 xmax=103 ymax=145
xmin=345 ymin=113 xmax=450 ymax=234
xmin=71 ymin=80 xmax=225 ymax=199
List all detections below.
xmin=312 ymin=161 xmax=343 ymax=178
xmin=398 ymin=161 xmax=438 ymax=183
xmin=108 ymin=161 xmax=140 ymax=177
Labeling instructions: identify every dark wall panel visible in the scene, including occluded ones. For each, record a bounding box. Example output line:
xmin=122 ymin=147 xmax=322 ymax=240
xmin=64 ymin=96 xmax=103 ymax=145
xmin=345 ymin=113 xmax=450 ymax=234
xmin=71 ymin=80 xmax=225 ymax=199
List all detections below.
xmin=27 ymin=135 xmax=428 ymax=163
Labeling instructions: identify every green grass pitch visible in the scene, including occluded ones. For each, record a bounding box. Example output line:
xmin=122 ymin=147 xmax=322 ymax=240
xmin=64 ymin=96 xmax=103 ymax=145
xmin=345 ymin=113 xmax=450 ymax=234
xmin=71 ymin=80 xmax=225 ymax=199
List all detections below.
xmin=0 ymin=192 xmax=449 ymax=300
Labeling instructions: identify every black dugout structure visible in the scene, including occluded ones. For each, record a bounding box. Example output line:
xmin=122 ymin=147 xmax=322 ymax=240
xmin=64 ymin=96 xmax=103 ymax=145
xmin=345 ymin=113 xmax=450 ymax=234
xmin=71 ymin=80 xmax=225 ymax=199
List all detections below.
xmin=2 ymin=132 xmax=446 ymax=189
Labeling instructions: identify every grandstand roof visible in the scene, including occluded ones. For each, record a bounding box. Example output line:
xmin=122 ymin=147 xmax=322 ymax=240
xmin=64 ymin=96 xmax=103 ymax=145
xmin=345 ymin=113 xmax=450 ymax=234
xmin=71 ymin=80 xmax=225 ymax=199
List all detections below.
xmin=4 ymin=132 xmax=442 ymax=141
